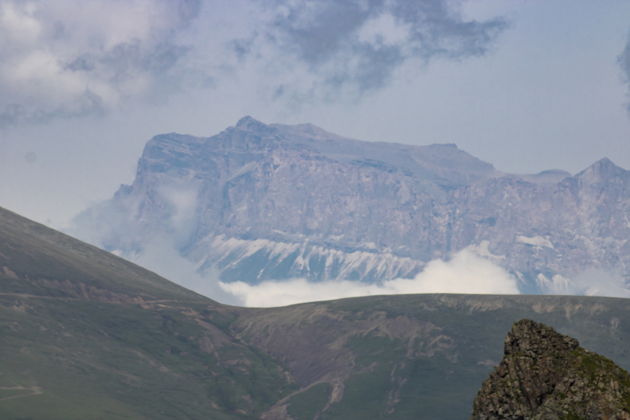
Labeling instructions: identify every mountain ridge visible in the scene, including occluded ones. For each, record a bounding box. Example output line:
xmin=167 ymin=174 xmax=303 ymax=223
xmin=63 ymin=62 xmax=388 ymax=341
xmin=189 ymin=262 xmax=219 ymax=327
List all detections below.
xmin=72 ymin=116 xmax=630 ymax=293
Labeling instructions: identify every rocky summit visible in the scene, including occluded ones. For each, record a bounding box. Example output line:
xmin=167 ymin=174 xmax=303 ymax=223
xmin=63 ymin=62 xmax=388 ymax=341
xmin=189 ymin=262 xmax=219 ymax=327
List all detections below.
xmin=74 ymin=116 xmax=630 ymax=290
xmin=471 ymin=319 xmax=630 ymax=419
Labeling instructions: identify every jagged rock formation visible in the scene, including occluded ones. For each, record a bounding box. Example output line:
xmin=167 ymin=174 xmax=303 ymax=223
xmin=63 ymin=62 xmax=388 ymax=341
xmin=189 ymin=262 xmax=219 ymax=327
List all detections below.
xmin=73 ymin=116 xmax=630 ymax=289
xmin=471 ymin=319 xmax=630 ymax=419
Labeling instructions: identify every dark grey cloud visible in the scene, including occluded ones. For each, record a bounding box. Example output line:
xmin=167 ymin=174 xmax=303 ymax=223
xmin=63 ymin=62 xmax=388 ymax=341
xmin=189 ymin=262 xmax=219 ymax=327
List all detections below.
xmin=269 ymin=1 xmax=376 ymax=65
xmin=253 ymin=0 xmax=507 ymax=94
xmin=389 ymin=1 xmax=506 ymax=57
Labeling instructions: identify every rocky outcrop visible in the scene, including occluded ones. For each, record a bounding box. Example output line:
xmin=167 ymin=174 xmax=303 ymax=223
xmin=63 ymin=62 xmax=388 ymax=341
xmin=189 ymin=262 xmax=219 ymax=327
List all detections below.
xmin=471 ymin=319 xmax=630 ymax=419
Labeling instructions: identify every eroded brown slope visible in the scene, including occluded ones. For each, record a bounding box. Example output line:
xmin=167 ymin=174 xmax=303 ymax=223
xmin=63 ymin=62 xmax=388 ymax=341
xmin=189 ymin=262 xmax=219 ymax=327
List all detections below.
xmin=231 ymin=295 xmax=630 ymax=420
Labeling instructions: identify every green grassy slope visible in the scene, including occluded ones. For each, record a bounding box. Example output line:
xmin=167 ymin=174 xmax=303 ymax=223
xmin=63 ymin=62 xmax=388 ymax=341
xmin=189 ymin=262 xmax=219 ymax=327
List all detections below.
xmin=0 ymin=207 xmax=292 ymax=419
xmin=0 ymin=206 xmax=204 ymax=301
xmin=2 ymin=206 xmax=630 ymax=419
xmin=232 ymin=295 xmax=630 ymax=419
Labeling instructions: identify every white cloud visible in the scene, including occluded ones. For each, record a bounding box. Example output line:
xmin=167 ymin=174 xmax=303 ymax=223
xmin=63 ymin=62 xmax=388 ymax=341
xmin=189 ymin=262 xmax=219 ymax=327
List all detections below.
xmin=538 ymin=269 xmax=630 ymax=298
xmin=71 ymin=200 xmax=521 ymax=307
xmin=156 ymin=183 xmax=199 ymax=246
xmin=0 ymin=0 xmax=509 ymax=126
xmin=0 ymin=2 xmax=41 ymax=46
xmin=70 ymin=196 xmax=630 ymax=307
xmin=220 ymin=248 xmax=520 ymax=307
xmin=133 ymin=238 xmax=238 ymax=304
xmin=0 ymin=0 xmax=200 ymax=125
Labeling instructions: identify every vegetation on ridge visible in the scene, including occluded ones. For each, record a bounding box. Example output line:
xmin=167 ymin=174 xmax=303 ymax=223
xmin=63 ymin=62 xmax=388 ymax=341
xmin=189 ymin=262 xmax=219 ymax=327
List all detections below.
xmin=472 ymin=319 xmax=630 ymax=419
xmin=2 ymin=206 xmax=630 ymax=419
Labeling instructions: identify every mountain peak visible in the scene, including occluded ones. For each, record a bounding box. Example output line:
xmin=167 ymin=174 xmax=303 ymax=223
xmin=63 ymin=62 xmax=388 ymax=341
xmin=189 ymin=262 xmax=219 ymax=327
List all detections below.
xmin=576 ymin=156 xmax=627 ymax=180
xmin=235 ymin=115 xmax=267 ymax=130
xmin=592 ymin=157 xmax=617 ymax=170
xmin=504 ymin=318 xmax=578 ymax=355
xmin=590 ymin=156 xmax=627 ymax=171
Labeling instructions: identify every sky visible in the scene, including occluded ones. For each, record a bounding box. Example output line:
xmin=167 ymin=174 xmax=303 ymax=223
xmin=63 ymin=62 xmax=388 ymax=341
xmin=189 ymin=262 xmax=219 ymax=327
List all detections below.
xmin=2 ymin=0 xmax=630 ymax=231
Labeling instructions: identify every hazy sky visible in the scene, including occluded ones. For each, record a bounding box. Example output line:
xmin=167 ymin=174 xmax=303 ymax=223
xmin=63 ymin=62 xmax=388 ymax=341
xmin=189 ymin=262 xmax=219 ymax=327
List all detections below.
xmin=2 ymin=0 xmax=630 ymax=228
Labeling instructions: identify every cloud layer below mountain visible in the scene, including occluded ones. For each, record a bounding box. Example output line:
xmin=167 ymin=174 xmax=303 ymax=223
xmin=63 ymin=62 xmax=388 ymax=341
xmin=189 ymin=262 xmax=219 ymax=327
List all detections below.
xmin=220 ymin=248 xmax=520 ymax=307
xmin=536 ymin=270 xmax=630 ymax=299
xmin=69 ymin=173 xmax=630 ymax=308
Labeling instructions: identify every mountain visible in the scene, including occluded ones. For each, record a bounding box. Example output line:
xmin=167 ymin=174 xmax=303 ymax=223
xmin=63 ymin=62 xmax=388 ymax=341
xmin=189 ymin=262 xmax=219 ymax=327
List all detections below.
xmin=0 ymin=206 xmax=291 ymax=419
xmin=231 ymin=295 xmax=630 ymax=419
xmin=73 ymin=116 xmax=630 ymax=293
xmin=5 ymin=206 xmax=630 ymax=419
xmin=472 ymin=319 xmax=630 ymax=419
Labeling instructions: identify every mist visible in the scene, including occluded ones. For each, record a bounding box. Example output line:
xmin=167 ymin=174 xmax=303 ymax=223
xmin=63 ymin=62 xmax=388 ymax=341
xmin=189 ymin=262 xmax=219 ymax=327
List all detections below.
xmin=537 ymin=269 xmax=630 ymax=299
xmin=219 ymin=248 xmax=520 ymax=307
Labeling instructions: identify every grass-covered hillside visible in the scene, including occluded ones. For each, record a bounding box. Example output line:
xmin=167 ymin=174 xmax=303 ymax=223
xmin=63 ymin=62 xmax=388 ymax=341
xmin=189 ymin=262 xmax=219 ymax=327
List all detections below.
xmin=0 ymin=207 xmax=292 ymax=419
xmin=1 ymin=206 xmax=630 ymax=419
xmin=232 ymin=294 xmax=630 ymax=419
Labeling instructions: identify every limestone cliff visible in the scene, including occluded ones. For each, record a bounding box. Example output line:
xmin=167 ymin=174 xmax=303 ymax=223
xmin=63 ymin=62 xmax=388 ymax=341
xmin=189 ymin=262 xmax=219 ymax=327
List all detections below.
xmin=73 ymin=116 xmax=630 ymax=289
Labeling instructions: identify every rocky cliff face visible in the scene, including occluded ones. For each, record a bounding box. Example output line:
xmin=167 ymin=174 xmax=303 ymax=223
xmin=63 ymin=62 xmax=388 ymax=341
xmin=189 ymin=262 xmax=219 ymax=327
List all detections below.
xmin=74 ymin=116 xmax=630 ymax=290
xmin=471 ymin=319 xmax=630 ymax=419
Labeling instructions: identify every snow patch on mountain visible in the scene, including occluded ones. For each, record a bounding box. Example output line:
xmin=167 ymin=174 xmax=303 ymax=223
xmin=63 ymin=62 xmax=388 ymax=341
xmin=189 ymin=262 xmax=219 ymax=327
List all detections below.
xmin=516 ymin=235 xmax=554 ymax=249
xmin=221 ymin=247 xmax=519 ymax=307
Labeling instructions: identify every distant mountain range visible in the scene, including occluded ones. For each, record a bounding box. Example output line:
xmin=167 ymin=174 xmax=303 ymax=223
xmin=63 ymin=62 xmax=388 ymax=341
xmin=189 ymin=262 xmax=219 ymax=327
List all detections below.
xmin=3 ymin=206 xmax=630 ymax=419
xmin=74 ymin=116 xmax=630 ymax=293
